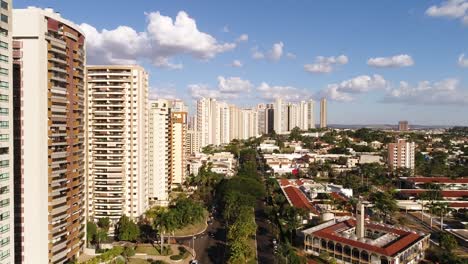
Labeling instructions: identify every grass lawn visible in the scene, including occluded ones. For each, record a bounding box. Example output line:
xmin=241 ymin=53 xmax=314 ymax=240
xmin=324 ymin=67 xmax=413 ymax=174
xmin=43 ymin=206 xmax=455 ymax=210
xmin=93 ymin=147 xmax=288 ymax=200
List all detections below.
xmin=246 ymin=237 xmax=257 ymax=264
xmin=128 ymin=259 xmax=150 ymax=264
xmin=134 ymin=245 xmax=172 ymax=256
xmin=172 ymin=210 xmax=208 ymax=236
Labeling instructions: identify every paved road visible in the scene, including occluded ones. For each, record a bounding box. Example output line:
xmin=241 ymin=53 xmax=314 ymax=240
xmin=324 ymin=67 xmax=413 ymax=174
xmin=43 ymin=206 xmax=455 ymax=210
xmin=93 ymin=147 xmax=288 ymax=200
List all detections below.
xmin=255 ymin=199 xmax=275 ymax=264
xmin=177 ymin=216 xmax=226 ymax=264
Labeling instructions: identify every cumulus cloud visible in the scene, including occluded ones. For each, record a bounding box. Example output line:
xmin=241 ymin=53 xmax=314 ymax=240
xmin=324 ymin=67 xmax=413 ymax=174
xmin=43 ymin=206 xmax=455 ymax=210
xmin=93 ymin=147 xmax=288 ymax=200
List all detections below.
xmin=231 ymin=60 xmax=243 ymax=67
xmin=236 ymin=34 xmax=248 ymax=42
xmin=286 ymin=52 xmax=297 ymax=59
xmin=80 ymin=11 xmax=236 ymax=68
xmin=252 ymin=42 xmax=284 ymax=61
xmin=458 ymin=53 xmax=468 ymax=67
xmin=189 ymin=76 xmax=252 ymax=99
xmin=383 ymin=78 xmax=468 ymax=105
xmin=257 ymin=82 xmax=312 ymax=101
xmin=426 ymin=0 xmax=468 ymax=25
xmin=304 ymin=55 xmax=348 ymax=73
xmin=318 ymin=75 xmax=387 ymax=101
xmin=367 ymin=54 xmax=414 ymax=68
xmin=149 ymin=86 xmax=180 ymax=100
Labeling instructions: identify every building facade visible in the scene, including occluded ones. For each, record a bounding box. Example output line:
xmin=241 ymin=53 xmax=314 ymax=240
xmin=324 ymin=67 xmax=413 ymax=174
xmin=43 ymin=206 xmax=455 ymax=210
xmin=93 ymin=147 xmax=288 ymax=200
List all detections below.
xmin=388 ymin=139 xmax=415 ymax=172
xmin=13 ymin=7 xmax=86 ymax=263
xmin=0 ymin=1 xmax=12 ymax=262
xmin=86 ymin=65 xmax=148 ymax=223
xmin=398 ymin=121 xmax=409 ymax=131
xmin=148 ymin=99 xmax=171 ymax=206
xmin=320 ymin=98 xmax=327 ymax=128
xmin=170 ymin=111 xmax=187 ymax=187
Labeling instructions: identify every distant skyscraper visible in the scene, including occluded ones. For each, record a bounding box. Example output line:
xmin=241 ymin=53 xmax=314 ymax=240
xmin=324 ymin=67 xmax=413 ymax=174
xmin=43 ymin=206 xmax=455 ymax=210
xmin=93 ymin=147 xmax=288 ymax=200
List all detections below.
xmin=148 ymin=99 xmax=171 ymax=206
xmin=388 ymin=139 xmax=415 ymax=172
xmin=274 ymin=98 xmax=286 ymax=133
xmin=307 ymin=99 xmax=315 ymax=129
xmin=170 ymin=111 xmax=187 ymax=187
xmin=320 ymin=98 xmax=327 ymax=128
xmin=398 ymin=120 xmax=409 ymax=131
xmin=13 ymin=7 xmax=85 ymax=262
xmin=186 ymin=130 xmax=201 ymax=154
xmin=87 ymin=65 xmax=149 ymax=223
xmin=257 ymin=103 xmax=267 ymax=135
xmin=0 ymin=1 xmax=13 ymax=262
xmin=266 ymin=104 xmax=275 ymax=134
xmin=196 ymin=97 xmax=218 ymax=147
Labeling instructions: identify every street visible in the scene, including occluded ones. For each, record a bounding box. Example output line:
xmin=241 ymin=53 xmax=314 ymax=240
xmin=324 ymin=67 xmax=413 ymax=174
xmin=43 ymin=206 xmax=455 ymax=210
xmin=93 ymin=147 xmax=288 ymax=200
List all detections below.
xmin=177 ymin=215 xmax=226 ymax=264
xmin=255 ymin=199 xmax=276 ymax=264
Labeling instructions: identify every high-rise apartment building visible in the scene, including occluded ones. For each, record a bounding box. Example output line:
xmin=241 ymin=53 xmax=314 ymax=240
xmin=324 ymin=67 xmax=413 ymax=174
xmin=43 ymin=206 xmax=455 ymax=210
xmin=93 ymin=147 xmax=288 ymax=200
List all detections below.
xmin=148 ymin=99 xmax=171 ymax=206
xmin=320 ymin=98 xmax=327 ymax=128
xmin=218 ymin=102 xmax=230 ymax=145
xmin=170 ymin=111 xmax=187 ymax=186
xmin=186 ymin=130 xmax=201 ymax=154
xmin=86 ymin=65 xmax=148 ymax=224
xmin=307 ymin=99 xmax=315 ymax=129
xmin=266 ymin=104 xmax=275 ymax=134
xmin=388 ymin=139 xmax=415 ymax=172
xmin=274 ymin=98 xmax=287 ymax=134
xmin=13 ymin=7 xmax=85 ymax=263
xmin=0 ymin=1 xmax=13 ymax=263
xmin=257 ymin=103 xmax=266 ymax=135
xmin=196 ymin=97 xmax=212 ymax=148
xmin=398 ymin=120 xmax=409 ymax=131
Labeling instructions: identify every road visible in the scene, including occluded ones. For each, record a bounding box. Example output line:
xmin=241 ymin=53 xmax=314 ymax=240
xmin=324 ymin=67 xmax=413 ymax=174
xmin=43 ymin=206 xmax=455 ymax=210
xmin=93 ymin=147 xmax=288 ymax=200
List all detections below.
xmin=177 ymin=216 xmax=226 ymax=264
xmin=255 ymin=199 xmax=276 ymax=264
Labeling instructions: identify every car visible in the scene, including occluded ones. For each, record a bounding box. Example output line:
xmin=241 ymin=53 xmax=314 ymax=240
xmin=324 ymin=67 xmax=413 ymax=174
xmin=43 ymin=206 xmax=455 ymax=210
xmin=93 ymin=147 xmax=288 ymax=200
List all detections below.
xmin=272 ymin=238 xmax=277 ymax=244
xmin=190 ymin=260 xmax=199 ymax=264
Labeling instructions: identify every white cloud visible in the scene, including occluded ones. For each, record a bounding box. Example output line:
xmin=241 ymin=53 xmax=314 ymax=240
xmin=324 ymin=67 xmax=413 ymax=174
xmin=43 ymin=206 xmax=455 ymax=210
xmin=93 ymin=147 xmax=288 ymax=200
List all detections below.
xmin=304 ymin=55 xmax=348 ymax=74
xmin=286 ymin=52 xmax=297 ymax=59
xmin=222 ymin=25 xmax=229 ymax=32
xmin=252 ymin=42 xmax=284 ymax=61
xmin=383 ymin=78 xmax=468 ymax=105
xmin=458 ymin=53 xmax=468 ymax=67
xmin=426 ymin=0 xmax=468 ymax=25
xmin=257 ymin=82 xmax=311 ymax=101
xmin=189 ymin=76 xmax=252 ymax=99
xmin=236 ymin=34 xmax=248 ymax=42
xmin=367 ymin=54 xmax=414 ymax=68
xmin=268 ymin=42 xmax=284 ymax=61
xmin=80 ymin=11 xmax=236 ymax=68
xmin=149 ymin=86 xmax=179 ymax=100
xmin=231 ymin=60 xmax=243 ymax=67
xmin=318 ymin=74 xmax=387 ymax=101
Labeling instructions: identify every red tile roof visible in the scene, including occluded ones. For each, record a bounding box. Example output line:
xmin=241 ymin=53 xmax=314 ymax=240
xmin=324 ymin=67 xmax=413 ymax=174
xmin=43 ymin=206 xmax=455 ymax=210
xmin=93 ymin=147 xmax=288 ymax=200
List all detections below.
xmin=331 ymin=192 xmax=348 ymax=202
xmin=406 ymin=177 xmax=468 ymax=184
xmin=312 ymin=219 xmax=426 ymax=257
xmin=448 ymin=202 xmax=468 ymax=208
xmin=279 ymin=178 xmax=291 ymax=187
xmin=399 ymin=189 xmax=468 ymax=198
xmin=283 ymin=186 xmax=320 ymax=215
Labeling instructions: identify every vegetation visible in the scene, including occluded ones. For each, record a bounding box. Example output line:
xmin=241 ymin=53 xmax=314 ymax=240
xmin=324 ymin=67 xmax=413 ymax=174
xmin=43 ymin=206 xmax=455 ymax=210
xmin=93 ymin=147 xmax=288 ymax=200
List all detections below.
xmin=83 ymin=246 xmax=124 ymax=264
xmin=115 ymin=215 xmax=140 ymax=242
xmin=86 ymin=218 xmax=110 ymax=248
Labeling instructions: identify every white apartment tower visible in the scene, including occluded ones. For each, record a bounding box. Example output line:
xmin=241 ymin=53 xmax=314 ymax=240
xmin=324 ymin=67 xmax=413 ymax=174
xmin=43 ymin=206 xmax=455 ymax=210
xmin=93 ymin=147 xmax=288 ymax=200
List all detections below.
xmin=0 ymin=1 xmax=12 ymax=262
xmin=13 ymin=7 xmax=86 ymax=263
xmin=307 ymin=99 xmax=315 ymax=129
xmin=320 ymin=98 xmax=327 ymax=128
xmin=86 ymin=65 xmax=149 ymax=223
xmin=274 ymin=98 xmax=286 ymax=134
xmin=257 ymin=103 xmax=267 ymax=135
xmin=148 ymin=99 xmax=171 ymax=206
xmin=388 ymin=139 xmax=415 ymax=172
xmin=218 ymin=102 xmax=230 ymax=145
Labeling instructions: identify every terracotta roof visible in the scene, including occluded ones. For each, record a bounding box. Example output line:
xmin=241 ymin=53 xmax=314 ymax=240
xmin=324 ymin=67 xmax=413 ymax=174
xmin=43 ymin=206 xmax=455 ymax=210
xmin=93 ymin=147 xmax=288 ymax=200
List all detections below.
xmin=312 ymin=219 xmax=425 ymax=257
xmin=448 ymin=202 xmax=468 ymax=208
xmin=331 ymin=192 xmax=348 ymax=202
xmin=296 ymin=179 xmax=304 ymax=186
xmin=399 ymin=189 xmax=468 ymax=198
xmin=406 ymin=177 xmax=468 ymax=184
xmin=283 ymin=186 xmax=320 ymax=215
xmin=279 ymin=179 xmax=291 ymax=187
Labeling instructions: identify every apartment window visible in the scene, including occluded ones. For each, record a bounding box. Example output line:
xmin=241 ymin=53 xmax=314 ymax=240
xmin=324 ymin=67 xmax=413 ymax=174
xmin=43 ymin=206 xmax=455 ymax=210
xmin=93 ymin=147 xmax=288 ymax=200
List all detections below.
xmin=0 ymin=68 xmax=7 ymax=76
xmin=0 ymin=224 xmax=9 ymax=234
xmin=0 ymin=249 xmax=8 ymax=260
xmin=0 ymin=108 xmax=7 ymax=115
xmin=0 ymin=14 xmax=6 ymax=23
xmin=0 ymin=81 xmax=7 ymax=89
xmin=0 ymin=28 xmax=6 ymax=37
xmin=0 ymin=211 xmax=8 ymax=220
xmin=0 ymin=41 xmax=6 ymax=49
xmin=0 ymin=94 xmax=7 ymax=102
xmin=0 ymin=198 xmax=8 ymax=207
xmin=0 ymin=1 xmax=7 ymax=10
xmin=0 ymin=160 xmax=8 ymax=168
xmin=0 ymin=121 xmax=6 ymax=128
xmin=0 ymin=173 xmax=7 ymax=181
xmin=0 ymin=134 xmax=7 ymax=141
xmin=0 ymin=186 xmax=7 ymax=194
xmin=0 ymin=237 xmax=9 ymax=247
xmin=0 ymin=55 xmax=7 ymax=63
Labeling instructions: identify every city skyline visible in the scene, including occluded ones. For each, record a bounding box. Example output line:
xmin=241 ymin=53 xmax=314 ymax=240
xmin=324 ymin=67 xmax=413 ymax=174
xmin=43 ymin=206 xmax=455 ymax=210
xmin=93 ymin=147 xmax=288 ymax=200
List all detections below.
xmin=13 ymin=0 xmax=468 ymax=125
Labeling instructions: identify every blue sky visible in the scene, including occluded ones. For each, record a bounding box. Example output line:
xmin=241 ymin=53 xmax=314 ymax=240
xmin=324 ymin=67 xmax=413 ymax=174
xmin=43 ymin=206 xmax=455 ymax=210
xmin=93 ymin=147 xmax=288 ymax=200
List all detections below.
xmin=15 ymin=0 xmax=468 ymax=125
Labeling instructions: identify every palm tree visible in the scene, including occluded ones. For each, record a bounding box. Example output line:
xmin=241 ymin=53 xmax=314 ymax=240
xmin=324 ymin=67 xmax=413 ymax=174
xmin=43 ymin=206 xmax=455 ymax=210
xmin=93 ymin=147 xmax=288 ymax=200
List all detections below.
xmin=434 ymin=202 xmax=451 ymax=230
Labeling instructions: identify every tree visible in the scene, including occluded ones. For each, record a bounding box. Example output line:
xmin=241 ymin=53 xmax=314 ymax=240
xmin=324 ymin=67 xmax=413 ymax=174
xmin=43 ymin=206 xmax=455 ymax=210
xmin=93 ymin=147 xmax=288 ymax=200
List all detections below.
xmin=440 ymin=233 xmax=458 ymax=253
xmin=370 ymin=191 xmax=398 ymax=222
xmin=86 ymin=221 xmax=97 ymax=247
xmin=97 ymin=217 xmax=110 ymax=232
xmin=434 ymin=202 xmax=452 ymax=230
xmin=122 ymin=246 xmax=136 ymax=258
xmin=115 ymin=215 xmax=140 ymax=242
xmin=289 ymin=127 xmax=302 ymax=141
